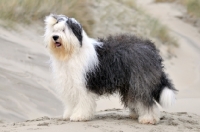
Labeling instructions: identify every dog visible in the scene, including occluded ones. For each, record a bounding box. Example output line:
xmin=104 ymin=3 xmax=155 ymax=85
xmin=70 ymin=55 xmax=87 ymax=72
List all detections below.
xmin=44 ymin=14 xmax=177 ymax=124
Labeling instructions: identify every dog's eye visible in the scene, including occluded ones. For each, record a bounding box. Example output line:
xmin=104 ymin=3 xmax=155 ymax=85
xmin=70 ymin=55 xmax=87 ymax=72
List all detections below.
xmin=63 ymin=29 xmax=65 ymax=32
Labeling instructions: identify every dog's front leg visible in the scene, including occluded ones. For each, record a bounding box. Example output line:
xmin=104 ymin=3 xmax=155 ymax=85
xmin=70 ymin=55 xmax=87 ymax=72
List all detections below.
xmin=70 ymin=92 xmax=96 ymax=122
xmin=63 ymin=101 xmax=74 ymax=120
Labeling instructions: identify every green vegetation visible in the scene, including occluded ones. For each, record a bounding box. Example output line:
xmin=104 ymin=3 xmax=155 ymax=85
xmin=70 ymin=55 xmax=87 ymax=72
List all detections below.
xmin=186 ymin=0 xmax=200 ymax=17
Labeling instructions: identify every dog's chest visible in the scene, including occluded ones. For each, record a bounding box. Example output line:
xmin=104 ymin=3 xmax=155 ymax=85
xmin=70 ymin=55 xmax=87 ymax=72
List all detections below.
xmin=57 ymin=63 xmax=85 ymax=84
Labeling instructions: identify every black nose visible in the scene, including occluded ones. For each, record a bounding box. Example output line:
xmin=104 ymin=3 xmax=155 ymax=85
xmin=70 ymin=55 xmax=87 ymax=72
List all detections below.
xmin=53 ymin=35 xmax=59 ymax=41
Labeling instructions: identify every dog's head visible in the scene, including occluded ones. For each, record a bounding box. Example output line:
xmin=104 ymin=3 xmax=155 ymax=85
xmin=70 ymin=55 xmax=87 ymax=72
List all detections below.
xmin=44 ymin=14 xmax=83 ymax=61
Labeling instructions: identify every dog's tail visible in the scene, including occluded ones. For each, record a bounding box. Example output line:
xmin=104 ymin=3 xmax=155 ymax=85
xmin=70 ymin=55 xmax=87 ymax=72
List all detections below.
xmin=157 ymin=72 xmax=178 ymax=108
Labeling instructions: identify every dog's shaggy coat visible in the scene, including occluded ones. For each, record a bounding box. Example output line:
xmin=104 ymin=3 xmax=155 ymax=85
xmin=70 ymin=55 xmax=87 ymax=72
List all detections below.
xmin=44 ymin=14 xmax=177 ymax=124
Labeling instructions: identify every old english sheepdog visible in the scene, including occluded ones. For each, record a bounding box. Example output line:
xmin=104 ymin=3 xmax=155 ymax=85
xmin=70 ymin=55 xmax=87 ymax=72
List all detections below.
xmin=44 ymin=14 xmax=177 ymax=124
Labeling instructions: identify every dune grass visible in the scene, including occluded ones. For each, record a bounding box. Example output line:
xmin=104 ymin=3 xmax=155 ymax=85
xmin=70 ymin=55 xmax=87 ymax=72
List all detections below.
xmin=155 ymin=0 xmax=200 ymax=18
xmin=146 ymin=16 xmax=178 ymax=47
xmin=155 ymin=0 xmax=175 ymax=2
xmin=186 ymin=0 xmax=200 ymax=18
xmin=118 ymin=0 xmax=178 ymax=47
xmin=0 ymin=0 xmax=177 ymax=49
xmin=0 ymin=0 xmax=93 ymax=35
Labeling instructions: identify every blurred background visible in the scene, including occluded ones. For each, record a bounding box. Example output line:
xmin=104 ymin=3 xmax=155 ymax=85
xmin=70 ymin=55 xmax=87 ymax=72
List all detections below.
xmin=0 ymin=0 xmax=199 ymax=122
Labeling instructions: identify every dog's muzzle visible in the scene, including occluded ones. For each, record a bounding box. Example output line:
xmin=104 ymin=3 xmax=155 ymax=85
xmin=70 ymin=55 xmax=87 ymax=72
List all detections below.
xmin=52 ymin=35 xmax=62 ymax=47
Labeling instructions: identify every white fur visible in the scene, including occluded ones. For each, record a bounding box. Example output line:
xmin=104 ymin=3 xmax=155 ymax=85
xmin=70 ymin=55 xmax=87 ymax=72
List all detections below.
xmin=128 ymin=102 xmax=160 ymax=124
xmin=45 ymin=15 xmax=102 ymax=121
xmin=160 ymin=87 xmax=176 ymax=108
xmin=51 ymin=31 xmax=100 ymax=121
xmin=44 ymin=14 xmax=57 ymax=28
xmin=44 ymin=17 xmax=80 ymax=54
xmin=135 ymin=103 xmax=160 ymax=124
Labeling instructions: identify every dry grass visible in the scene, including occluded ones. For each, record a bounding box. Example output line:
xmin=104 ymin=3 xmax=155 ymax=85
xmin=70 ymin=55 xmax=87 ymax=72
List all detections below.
xmin=155 ymin=0 xmax=176 ymax=2
xmin=0 ymin=0 xmax=93 ymax=35
xmin=91 ymin=0 xmax=177 ymax=48
xmin=145 ymin=15 xmax=178 ymax=47
xmin=186 ymin=0 xmax=200 ymax=18
xmin=120 ymin=0 xmax=178 ymax=47
xmin=0 ymin=0 xmax=178 ymax=50
xmin=117 ymin=0 xmax=137 ymax=8
xmin=155 ymin=0 xmax=200 ymax=18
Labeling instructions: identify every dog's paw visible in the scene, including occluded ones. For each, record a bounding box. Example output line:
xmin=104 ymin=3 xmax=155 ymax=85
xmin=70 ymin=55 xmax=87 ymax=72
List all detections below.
xmin=129 ymin=110 xmax=138 ymax=119
xmin=138 ymin=115 xmax=160 ymax=125
xmin=129 ymin=113 xmax=138 ymax=119
xmin=63 ymin=111 xmax=72 ymax=121
xmin=70 ymin=114 xmax=93 ymax=122
xmin=63 ymin=116 xmax=70 ymax=121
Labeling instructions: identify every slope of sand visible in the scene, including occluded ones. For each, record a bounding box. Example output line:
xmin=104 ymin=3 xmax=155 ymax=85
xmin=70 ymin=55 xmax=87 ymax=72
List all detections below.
xmin=0 ymin=26 xmax=63 ymax=122
xmin=1 ymin=0 xmax=200 ymax=131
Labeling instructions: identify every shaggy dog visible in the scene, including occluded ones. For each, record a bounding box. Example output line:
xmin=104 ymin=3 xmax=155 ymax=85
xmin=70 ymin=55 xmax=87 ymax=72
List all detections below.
xmin=44 ymin=14 xmax=177 ymax=124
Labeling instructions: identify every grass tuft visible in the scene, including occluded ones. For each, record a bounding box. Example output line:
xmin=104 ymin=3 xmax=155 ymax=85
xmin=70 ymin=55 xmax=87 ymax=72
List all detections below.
xmin=0 ymin=0 xmax=178 ymax=54
xmin=0 ymin=0 xmax=93 ymax=35
xmin=147 ymin=17 xmax=178 ymax=46
xmin=186 ymin=0 xmax=200 ymax=18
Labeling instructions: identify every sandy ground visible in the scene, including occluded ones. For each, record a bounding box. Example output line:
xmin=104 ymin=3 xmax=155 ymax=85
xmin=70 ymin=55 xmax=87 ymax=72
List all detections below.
xmin=0 ymin=0 xmax=200 ymax=131
xmin=1 ymin=109 xmax=200 ymax=132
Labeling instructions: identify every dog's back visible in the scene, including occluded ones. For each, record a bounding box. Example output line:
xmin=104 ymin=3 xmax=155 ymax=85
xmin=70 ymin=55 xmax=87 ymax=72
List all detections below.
xmin=86 ymin=34 xmax=177 ymax=108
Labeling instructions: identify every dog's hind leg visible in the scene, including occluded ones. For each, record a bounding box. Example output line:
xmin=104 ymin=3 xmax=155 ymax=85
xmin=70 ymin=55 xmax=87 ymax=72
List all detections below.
xmin=134 ymin=101 xmax=160 ymax=124
xmin=128 ymin=101 xmax=139 ymax=119
xmin=127 ymin=94 xmax=160 ymax=124
xmin=129 ymin=108 xmax=139 ymax=119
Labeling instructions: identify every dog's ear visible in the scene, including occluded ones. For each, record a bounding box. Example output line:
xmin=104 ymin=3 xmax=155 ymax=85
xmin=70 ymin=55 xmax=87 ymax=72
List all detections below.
xmin=67 ymin=18 xmax=82 ymax=45
xmin=44 ymin=14 xmax=58 ymax=28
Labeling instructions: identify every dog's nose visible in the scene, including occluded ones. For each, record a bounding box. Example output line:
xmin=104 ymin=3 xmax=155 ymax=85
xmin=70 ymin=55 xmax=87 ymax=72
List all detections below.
xmin=53 ymin=35 xmax=59 ymax=41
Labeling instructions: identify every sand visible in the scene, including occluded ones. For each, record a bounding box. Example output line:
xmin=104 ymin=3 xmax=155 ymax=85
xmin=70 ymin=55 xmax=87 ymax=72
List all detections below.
xmin=1 ymin=109 xmax=200 ymax=132
xmin=0 ymin=25 xmax=63 ymax=122
xmin=0 ymin=0 xmax=200 ymax=131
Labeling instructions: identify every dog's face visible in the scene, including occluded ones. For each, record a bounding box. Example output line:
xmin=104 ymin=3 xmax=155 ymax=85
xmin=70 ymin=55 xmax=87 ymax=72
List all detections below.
xmin=44 ymin=14 xmax=82 ymax=61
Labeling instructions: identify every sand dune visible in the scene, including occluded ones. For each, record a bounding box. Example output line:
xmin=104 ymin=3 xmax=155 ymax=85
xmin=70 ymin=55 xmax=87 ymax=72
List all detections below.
xmin=0 ymin=26 xmax=63 ymax=122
